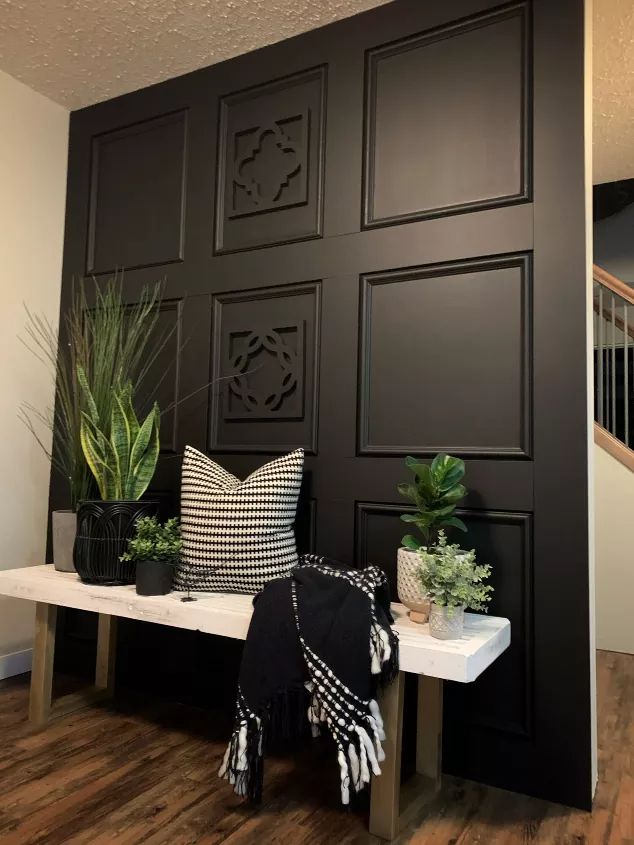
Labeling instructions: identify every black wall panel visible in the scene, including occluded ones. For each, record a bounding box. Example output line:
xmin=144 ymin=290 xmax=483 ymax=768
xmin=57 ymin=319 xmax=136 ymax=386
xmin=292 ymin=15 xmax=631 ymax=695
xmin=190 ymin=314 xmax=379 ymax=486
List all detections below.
xmin=53 ymin=0 xmax=591 ymax=810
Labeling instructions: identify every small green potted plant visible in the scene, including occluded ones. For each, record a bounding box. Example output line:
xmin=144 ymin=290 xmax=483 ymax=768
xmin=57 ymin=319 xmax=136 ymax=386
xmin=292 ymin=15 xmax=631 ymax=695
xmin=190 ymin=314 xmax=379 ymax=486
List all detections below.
xmin=122 ymin=516 xmax=182 ymax=596
xmin=416 ymin=531 xmax=493 ymax=639
xmin=396 ymin=454 xmax=467 ymax=623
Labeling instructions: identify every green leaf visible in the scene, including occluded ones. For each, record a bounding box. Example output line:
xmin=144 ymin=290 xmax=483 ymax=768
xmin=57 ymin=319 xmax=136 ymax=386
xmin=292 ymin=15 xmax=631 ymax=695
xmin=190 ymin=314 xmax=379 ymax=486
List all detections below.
xmin=427 ymin=504 xmax=457 ymax=518
xmin=397 ymin=483 xmax=417 ymax=502
xmin=440 ymin=516 xmax=468 ymax=533
xmin=400 ymin=513 xmax=420 ymax=523
xmin=80 ymin=414 xmax=106 ymax=498
xmin=430 ymin=453 xmax=448 ymax=475
xmin=438 ymin=484 xmax=466 ymax=504
xmin=126 ymin=403 xmax=160 ymax=500
xmin=79 ymin=412 xmax=118 ymax=499
xmin=119 ymin=382 xmax=140 ymax=446
xmin=76 ymin=365 xmax=99 ymax=425
xmin=408 ymin=461 xmax=432 ymax=483
xmin=401 ymin=534 xmax=421 ymax=551
xmin=110 ymin=392 xmax=130 ymax=498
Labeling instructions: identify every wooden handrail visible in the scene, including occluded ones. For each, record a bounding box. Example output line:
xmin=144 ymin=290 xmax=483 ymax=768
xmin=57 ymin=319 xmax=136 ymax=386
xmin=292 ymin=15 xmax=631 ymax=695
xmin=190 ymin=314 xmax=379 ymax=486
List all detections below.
xmin=595 ymin=423 xmax=634 ymax=473
xmin=593 ymin=264 xmax=634 ymax=306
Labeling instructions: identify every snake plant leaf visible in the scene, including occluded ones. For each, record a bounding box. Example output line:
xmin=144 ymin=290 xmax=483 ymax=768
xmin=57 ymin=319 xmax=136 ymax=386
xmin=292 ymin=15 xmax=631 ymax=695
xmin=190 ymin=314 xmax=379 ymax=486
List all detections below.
xmin=80 ymin=412 xmax=118 ymax=500
xmin=119 ymin=382 xmax=140 ymax=446
xmin=110 ymin=391 xmax=131 ymax=492
xmin=126 ymin=403 xmax=160 ymax=500
xmin=76 ymin=365 xmax=99 ymax=425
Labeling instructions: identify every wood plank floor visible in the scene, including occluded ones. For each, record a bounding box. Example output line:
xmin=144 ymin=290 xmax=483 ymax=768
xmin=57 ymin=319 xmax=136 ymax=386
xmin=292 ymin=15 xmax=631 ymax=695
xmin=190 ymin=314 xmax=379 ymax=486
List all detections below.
xmin=0 ymin=649 xmax=630 ymax=844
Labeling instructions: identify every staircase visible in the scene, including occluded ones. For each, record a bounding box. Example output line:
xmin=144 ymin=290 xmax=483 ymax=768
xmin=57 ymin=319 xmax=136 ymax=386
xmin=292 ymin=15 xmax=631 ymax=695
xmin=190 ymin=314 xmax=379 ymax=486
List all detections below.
xmin=593 ymin=264 xmax=634 ymax=472
xmin=593 ymin=264 xmax=634 ymax=655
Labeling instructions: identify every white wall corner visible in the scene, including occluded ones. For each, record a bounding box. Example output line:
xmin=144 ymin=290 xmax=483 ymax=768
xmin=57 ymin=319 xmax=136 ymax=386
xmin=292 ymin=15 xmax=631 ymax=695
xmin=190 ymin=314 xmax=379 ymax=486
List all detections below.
xmin=0 ymin=69 xmax=69 ymax=657
xmin=585 ymin=0 xmax=598 ymax=800
xmin=0 ymin=648 xmax=33 ymax=681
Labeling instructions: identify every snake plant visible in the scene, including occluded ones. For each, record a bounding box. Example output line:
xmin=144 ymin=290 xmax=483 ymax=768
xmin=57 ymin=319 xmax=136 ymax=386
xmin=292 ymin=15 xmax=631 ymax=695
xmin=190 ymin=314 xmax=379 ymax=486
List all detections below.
xmin=78 ymin=366 xmax=160 ymax=501
xmin=20 ymin=276 xmax=169 ymax=509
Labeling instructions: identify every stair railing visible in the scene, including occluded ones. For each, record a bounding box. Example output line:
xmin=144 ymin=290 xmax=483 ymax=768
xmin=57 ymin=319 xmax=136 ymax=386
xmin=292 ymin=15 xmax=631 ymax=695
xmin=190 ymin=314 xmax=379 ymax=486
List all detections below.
xmin=593 ymin=264 xmax=634 ymax=451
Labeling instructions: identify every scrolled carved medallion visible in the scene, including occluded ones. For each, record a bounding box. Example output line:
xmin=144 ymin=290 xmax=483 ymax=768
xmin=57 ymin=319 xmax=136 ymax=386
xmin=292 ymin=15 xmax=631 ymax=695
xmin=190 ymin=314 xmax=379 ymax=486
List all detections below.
xmin=224 ymin=323 xmax=305 ymax=420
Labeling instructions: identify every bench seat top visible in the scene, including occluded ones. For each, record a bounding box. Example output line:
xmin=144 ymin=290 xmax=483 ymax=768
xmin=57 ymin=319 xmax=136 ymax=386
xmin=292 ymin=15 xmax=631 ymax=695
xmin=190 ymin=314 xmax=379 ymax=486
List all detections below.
xmin=0 ymin=565 xmax=509 ymax=683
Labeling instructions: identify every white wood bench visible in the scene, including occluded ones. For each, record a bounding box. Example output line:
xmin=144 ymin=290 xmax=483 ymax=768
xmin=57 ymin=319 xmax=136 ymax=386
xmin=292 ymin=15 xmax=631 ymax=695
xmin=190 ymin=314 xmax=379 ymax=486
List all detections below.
xmin=0 ymin=565 xmax=510 ymax=840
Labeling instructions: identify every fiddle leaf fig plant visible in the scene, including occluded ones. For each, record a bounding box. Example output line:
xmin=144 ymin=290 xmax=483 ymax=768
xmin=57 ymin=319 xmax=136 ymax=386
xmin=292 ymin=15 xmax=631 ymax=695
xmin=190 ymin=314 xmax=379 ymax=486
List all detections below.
xmin=416 ymin=531 xmax=493 ymax=614
xmin=398 ymin=453 xmax=467 ymax=551
xmin=78 ymin=365 xmax=160 ymax=501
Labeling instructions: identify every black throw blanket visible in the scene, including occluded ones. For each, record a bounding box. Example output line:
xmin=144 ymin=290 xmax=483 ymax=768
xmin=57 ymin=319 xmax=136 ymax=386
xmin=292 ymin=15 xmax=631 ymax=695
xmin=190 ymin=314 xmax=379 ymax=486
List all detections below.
xmin=219 ymin=554 xmax=399 ymax=804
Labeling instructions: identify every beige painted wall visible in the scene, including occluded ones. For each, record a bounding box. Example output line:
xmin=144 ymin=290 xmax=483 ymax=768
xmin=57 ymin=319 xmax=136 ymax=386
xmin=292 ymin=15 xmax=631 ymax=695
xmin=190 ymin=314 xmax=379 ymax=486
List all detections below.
xmin=595 ymin=442 xmax=634 ymax=654
xmin=0 ymin=69 xmax=68 ymax=670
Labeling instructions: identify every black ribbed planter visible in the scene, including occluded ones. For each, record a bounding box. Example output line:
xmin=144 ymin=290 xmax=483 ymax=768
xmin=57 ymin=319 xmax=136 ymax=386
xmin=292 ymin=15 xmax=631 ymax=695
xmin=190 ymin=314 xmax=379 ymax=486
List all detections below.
xmin=73 ymin=500 xmax=159 ymax=585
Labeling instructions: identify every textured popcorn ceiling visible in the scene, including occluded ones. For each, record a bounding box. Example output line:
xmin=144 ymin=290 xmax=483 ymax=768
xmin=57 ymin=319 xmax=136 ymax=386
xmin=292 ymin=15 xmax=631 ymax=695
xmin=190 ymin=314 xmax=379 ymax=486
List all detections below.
xmin=0 ymin=0 xmax=631 ymax=184
xmin=594 ymin=0 xmax=634 ymax=184
xmin=0 ymin=0 xmax=389 ymax=109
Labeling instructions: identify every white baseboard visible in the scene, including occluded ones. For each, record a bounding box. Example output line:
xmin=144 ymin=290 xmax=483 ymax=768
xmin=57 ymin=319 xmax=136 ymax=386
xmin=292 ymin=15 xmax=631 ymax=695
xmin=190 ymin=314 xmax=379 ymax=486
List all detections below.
xmin=0 ymin=648 xmax=32 ymax=680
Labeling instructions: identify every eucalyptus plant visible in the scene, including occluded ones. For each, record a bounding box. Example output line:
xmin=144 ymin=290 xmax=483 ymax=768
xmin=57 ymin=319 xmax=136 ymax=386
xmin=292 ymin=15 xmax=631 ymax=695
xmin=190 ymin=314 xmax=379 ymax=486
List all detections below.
xmin=398 ymin=453 xmax=467 ymax=551
xmin=78 ymin=367 xmax=160 ymax=501
xmin=416 ymin=531 xmax=493 ymax=614
xmin=20 ymin=276 xmax=169 ymax=509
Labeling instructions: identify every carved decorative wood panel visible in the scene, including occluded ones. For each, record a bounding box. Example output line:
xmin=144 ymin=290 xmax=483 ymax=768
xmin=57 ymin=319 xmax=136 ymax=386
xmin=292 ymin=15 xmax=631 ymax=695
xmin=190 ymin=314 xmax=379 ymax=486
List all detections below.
xmin=209 ymin=281 xmax=320 ymax=452
xmin=87 ymin=111 xmax=188 ymax=274
xmin=358 ymin=254 xmax=532 ymax=458
xmin=225 ymin=323 xmax=305 ymax=420
xmin=215 ymin=68 xmax=326 ymax=253
xmin=364 ymin=3 xmax=529 ymax=228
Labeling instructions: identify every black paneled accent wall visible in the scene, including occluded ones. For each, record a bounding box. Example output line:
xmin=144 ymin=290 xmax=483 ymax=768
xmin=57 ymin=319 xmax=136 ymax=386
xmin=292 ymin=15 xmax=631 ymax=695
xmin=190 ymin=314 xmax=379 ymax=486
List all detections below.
xmin=53 ymin=0 xmax=591 ymax=810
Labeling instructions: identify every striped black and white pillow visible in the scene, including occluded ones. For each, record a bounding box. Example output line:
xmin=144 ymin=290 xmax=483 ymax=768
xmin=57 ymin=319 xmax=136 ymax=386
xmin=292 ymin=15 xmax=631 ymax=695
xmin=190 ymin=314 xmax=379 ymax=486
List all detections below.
xmin=175 ymin=446 xmax=304 ymax=594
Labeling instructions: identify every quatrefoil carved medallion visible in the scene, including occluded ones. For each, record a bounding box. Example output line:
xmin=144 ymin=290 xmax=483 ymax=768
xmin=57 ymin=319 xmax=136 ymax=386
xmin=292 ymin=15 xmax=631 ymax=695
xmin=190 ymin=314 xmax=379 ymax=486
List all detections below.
xmin=230 ymin=112 xmax=309 ymax=218
xmin=225 ymin=324 xmax=305 ymax=420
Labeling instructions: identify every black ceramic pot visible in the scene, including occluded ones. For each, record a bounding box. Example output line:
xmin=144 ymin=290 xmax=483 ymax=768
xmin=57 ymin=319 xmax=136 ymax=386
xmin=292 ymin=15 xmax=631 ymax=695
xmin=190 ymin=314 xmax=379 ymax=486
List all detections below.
xmin=135 ymin=559 xmax=174 ymax=596
xmin=73 ymin=500 xmax=159 ymax=585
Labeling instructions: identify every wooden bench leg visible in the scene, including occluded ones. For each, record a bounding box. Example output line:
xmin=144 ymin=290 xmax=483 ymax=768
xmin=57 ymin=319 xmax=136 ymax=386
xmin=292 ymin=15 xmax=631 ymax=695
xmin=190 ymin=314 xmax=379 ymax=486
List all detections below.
xmin=370 ymin=671 xmax=405 ymax=840
xmin=416 ymin=674 xmax=443 ymax=787
xmin=95 ymin=614 xmax=117 ymax=695
xmin=29 ymin=608 xmax=117 ymax=727
xmin=369 ymin=673 xmax=444 ymax=841
xmin=29 ymin=602 xmax=57 ymax=726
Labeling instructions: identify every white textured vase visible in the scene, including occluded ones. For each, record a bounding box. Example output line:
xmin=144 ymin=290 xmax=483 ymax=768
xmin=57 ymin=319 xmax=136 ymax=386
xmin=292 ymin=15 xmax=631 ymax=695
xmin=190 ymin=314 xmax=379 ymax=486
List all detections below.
xmin=429 ymin=603 xmax=464 ymax=640
xmin=397 ymin=547 xmax=430 ymax=624
xmin=52 ymin=510 xmax=77 ymax=573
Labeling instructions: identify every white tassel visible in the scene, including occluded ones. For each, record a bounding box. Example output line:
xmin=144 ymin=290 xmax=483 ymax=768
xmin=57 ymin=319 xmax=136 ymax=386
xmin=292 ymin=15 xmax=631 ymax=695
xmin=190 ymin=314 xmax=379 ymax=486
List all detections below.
xmin=218 ymin=742 xmax=231 ymax=778
xmin=338 ymin=749 xmax=350 ymax=805
xmin=379 ymin=627 xmax=391 ymax=663
xmin=358 ymin=738 xmax=370 ymax=784
xmin=348 ymin=743 xmax=361 ymax=790
xmin=369 ymin=699 xmax=386 ymax=741
xmin=236 ymin=724 xmax=248 ymax=771
xmin=356 ymin=726 xmax=381 ymax=776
